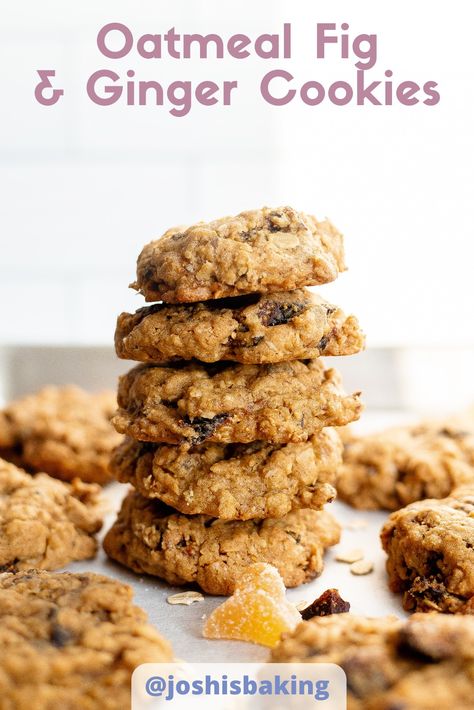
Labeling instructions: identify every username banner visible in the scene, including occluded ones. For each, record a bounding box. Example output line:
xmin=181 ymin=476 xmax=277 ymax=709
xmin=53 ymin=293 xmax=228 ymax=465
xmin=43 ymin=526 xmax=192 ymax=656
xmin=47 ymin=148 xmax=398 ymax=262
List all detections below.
xmin=132 ymin=662 xmax=346 ymax=709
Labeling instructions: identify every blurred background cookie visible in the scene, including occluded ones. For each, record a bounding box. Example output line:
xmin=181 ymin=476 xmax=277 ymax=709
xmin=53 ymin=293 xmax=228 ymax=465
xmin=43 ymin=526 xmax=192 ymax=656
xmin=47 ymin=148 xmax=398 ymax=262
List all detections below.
xmin=0 ymin=385 xmax=122 ymax=484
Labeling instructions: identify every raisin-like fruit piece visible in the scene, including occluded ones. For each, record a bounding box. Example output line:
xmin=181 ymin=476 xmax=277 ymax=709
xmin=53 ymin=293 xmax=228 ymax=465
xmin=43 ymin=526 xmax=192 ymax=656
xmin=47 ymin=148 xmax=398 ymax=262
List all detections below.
xmin=300 ymin=588 xmax=350 ymax=620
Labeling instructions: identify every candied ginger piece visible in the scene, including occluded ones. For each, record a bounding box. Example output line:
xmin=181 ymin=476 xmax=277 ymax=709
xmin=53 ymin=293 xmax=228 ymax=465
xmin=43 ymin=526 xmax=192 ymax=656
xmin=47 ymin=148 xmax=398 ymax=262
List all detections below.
xmin=203 ymin=563 xmax=301 ymax=648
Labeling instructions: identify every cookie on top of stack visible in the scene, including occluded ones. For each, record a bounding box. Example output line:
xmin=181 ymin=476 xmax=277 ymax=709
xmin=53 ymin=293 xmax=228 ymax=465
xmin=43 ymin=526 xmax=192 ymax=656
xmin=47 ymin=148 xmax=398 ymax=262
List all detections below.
xmin=104 ymin=206 xmax=364 ymax=595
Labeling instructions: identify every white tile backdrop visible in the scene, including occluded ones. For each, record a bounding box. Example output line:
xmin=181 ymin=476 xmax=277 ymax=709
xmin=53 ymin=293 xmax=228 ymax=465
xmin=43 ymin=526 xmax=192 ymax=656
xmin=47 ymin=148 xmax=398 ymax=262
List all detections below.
xmin=0 ymin=0 xmax=473 ymax=357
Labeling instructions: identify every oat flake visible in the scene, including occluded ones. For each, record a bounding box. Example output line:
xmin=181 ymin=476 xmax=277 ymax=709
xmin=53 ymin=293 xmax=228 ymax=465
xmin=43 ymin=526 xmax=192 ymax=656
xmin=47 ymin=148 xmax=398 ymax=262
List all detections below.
xmin=167 ymin=591 xmax=204 ymax=606
xmin=335 ymin=548 xmax=364 ymax=564
xmin=350 ymin=560 xmax=374 ymax=576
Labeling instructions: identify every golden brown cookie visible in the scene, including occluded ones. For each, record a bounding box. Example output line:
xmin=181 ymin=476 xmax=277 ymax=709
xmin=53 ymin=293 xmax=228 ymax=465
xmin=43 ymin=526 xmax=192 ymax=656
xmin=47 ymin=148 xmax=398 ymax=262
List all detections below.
xmin=272 ymin=612 xmax=474 ymax=710
xmin=113 ymin=360 xmax=362 ymax=445
xmin=338 ymin=418 xmax=474 ymax=510
xmin=115 ymin=289 xmax=364 ymax=364
xmin=0 ymin=570 xmax=173 ymax=709
xmin=109 ymin=428 xmax=342 ymax=520
xmin=381 ymin=486 xmax=474 ymax=613
xmin=103 ymin=491 xmax=341 ymax=595
xmin=132 ymin=206 xmax=346 ymax=303
xmin=0 ymin=386 xmax=122 ymax=484
xmin=0 ymin=458 xmax=102 ymax=571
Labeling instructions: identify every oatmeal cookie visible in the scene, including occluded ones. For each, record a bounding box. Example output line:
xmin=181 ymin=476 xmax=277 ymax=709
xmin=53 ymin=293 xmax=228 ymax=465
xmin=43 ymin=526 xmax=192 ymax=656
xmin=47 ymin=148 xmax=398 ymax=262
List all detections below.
xmin=272 ymin=612 xmax=474 ymax=710
xmin=0 ymin=386 xmax=122 ymax=484
xmin=0 ymin=570 xmax=172 ymax=709
xmin=115 ymin=289 xmax=364 ymax=364
xmin=131 ymin=206 xmax=346 ymax=303
xmin=113 ymin=360 xmax=362 ymax=445
xmin=0 ymin=458 xmax=102 ymax=571
xmin=103 ymin=491 xmax=341 ymax=595
xmin=109 ymin=428 xmax=342 ymax=520
xmin=381 ymin=486 xmax=474 ymax=613
xmin=338 ymin=419 xmax=474 ymax=510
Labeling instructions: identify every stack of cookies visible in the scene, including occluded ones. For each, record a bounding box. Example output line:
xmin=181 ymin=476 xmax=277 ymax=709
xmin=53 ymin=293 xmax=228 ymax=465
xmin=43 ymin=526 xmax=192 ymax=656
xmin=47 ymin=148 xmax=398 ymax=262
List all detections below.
xmin=104 ymin=206 xmax=364 ymax=595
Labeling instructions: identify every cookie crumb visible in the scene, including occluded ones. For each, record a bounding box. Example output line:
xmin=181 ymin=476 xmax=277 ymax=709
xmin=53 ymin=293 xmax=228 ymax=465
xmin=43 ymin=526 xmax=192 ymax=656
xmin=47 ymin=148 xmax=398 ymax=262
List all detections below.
xmin=335 ymin=548 xmax=364 ymax=564
xmin=300 ymin=589 xmax=350 ymax=620
xmin=167 ymin=591 xmax=204 ymax=606
xmin=350 ymin=559 xmax=374 ymax=576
